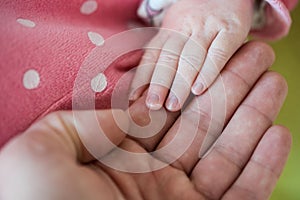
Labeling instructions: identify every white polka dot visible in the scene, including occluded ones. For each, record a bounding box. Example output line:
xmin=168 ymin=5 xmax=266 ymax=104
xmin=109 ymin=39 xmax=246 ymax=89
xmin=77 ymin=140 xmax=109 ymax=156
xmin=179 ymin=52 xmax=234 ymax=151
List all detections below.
xmin=23 ymin=69 xmax=40 ymax=90
xmin=80 ymin=0 xmax=98 ymax=15
xmin=16 ymin=18 xmax=36 ymax=28
xmin=88 ymin=31 xmax=104 ymax=46
xmin=91 ymin=73 xmax=107 ymax=93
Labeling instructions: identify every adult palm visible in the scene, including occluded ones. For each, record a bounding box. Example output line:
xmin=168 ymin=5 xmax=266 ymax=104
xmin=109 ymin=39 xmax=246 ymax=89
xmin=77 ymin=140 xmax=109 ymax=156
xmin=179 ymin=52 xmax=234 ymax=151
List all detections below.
xmin=0 ymin=42 xmax=291 ymax=200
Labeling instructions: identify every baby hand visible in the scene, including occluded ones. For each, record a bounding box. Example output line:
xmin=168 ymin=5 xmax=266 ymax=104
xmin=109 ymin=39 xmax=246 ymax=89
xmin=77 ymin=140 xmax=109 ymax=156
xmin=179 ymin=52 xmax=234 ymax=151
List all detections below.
xmin=130 ymin=0 xmax=253 ymax=111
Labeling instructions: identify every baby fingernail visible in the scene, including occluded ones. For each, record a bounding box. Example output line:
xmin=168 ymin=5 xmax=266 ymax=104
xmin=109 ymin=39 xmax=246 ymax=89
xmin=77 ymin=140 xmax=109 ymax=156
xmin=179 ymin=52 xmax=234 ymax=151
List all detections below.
xmin=192 ymin=83 xmax=204 ymax=95
xmin=166 ymin=95 xmax=179 ymax=111
xmin=129 ymin=93 xmax=136 ymax=101
xmin=146 ymin=93 xmax=161 ymax=110
xmin=129 ymin=91 xmax=138 ymax=101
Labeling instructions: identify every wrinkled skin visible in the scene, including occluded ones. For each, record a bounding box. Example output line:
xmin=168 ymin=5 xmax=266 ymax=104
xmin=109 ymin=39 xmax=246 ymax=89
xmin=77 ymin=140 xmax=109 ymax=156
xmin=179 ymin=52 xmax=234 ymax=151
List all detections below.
xmin=0 ymin=42 xmax=291 ymax=200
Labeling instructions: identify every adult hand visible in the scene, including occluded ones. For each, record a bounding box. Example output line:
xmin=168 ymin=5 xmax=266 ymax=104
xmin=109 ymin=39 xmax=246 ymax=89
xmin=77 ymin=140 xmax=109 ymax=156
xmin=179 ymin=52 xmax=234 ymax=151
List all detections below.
xmin=0 ymin=42 xmax=290 ymax=200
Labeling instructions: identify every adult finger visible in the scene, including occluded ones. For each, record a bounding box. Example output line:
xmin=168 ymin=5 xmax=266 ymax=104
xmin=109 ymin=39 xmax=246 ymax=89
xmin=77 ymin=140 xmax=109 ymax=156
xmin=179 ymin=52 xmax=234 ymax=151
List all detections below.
xmin=0 ymin=109 xmax=128 ymax=200
xmin=222 ymin=125 xmax=291 ymax=200
xmin=0 ymin=109 xmax=129 ymax=164
xmin=190 ymin=72 xmax=288 ymax=199
xmin=127 ymin=93 xmax=180 ymax=151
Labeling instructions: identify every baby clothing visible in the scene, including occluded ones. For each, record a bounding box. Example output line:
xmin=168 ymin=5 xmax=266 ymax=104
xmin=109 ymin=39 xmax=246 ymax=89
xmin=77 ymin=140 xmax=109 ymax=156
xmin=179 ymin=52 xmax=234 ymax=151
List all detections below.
xmin=0 ymin=0 xmax=297 ymax=148
xmin=0 ymin=0 xmax=143 ymax=148
xmin=138 ymin=0 xmax=298 ymax=40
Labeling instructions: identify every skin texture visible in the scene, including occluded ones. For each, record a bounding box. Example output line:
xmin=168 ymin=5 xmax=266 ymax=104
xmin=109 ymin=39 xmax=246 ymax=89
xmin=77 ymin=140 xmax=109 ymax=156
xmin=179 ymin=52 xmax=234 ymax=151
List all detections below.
xmin=0 ymin=42 xmax=291 ymax=200
xmin=130 ymin=0 xmax=254 ymax=111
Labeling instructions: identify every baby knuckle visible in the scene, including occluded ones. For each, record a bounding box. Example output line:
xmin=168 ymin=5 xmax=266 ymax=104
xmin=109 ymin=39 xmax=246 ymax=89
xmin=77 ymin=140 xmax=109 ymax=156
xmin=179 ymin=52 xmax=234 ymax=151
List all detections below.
xmin=218 ymin=17 xmax=242 ymax=32
xmin=182 ymin=54 xmax=201 ymax=69
xmin=159 ymin=52 xmax=178 ymax=64
xmin=151 ymin=77 xmax=171 ymax=88
xmin=142 ymin=50 xmax=158 ymax=63
xmin=208 ymin=47 xmax=228 ymax=65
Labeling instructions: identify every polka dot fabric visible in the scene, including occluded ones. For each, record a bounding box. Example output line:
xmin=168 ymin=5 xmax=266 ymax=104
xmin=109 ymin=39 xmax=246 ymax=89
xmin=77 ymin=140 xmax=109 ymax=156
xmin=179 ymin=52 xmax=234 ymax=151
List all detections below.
xmin=0 ymin=0 xmax=142 ymax=148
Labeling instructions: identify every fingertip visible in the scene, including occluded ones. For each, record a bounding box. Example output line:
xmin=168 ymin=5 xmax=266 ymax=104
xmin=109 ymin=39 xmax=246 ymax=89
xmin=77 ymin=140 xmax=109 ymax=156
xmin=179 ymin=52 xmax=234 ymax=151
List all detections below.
xmin=146 ymin=93 xmax=162 ymax=110
xmin=266 ymin=125 xmax=292 ymax=151
xmin=111 ymin=109 xmax=130 ymax=133
xmin=165 ymin=95 xmax=180 ymax=112
xmin=247 ymin=41 xmax=275 ymax=64
xmin=128 ymin=92 xmax=139 ymax=101
xmin=128 ymin=85 xmax=147 ymax=101
xmin=191 ymin=82 xmax=205 ymax=96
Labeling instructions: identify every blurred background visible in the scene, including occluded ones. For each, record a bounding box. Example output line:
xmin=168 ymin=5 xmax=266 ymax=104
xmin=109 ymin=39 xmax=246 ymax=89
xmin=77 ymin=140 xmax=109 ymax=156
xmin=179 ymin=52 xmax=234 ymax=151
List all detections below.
xmin=270 ymin=6 xmax=300 ymax=200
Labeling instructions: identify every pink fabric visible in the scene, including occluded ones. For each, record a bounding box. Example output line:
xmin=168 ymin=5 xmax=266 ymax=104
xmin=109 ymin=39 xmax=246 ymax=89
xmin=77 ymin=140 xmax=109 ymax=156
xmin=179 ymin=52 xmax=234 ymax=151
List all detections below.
xmin=251 ymin=0 xmax=298 ymax=40
xmin=0 ymin=0 xmax=143 ymax=148
xmin=0 ymin=0 xmax=297 ymax=149
xmin=282 ymin=0 xmax=298 ymax=9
